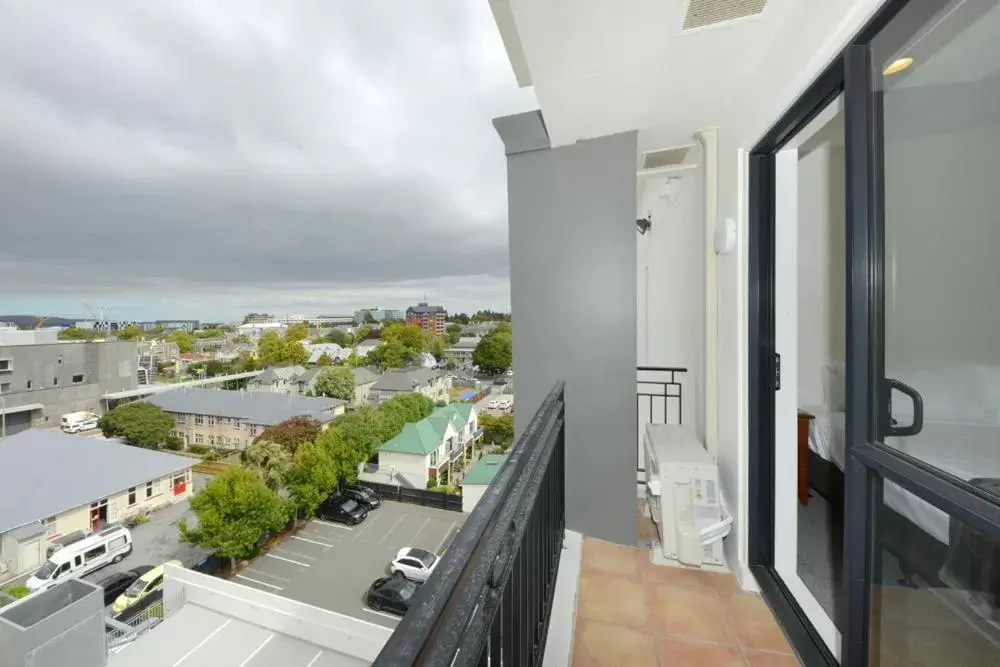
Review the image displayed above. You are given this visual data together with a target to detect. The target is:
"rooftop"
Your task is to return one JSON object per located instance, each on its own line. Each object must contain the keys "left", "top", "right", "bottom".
{"left": 0, "top": 429, "right": 197, "bottom": 535}
{"left": 462, "top": 454, "right": 507, "bottom": 485}
{"left": 147, "top": 387, "right": 343, "bottom": 426}
{"left": 406, "top": 303, "right": 446, "bottom": 315}
{"left": 370, "top": 368, "right": 439, "bottom": 392}
{"left": 253, "top": 365, "right": 307, "bottom": 383}
{"left": 379, "top": 420, "right": 443, "bottom": 456}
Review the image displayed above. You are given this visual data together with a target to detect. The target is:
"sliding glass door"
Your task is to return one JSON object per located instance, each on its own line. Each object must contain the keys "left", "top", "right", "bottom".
{"left": 845, "top": 1, "right": 1000, "bottom": 665}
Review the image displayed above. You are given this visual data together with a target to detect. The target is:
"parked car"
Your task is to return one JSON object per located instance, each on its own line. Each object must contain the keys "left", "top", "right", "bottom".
{"left": 365, "top": 574, "right": 420, "bottom": 616}
{"left": 344, "top": 485, "right": 381, "bottom": 510}
{"left": 94, "top": 570, "right": 142, "bottom": 607}
{"left": 318, "top": 495, "right": 367, "bottom": 525}
{"left": 191, "top": 553, "right": 225, "bottom": 576}
{"left": 111, "top": 560, "right": 181, "bottom": 615}
{"left": 389, "top": 547, "right": 440, "bottom": 583}
{"left": 487, "top": 399, "right": 498, "bottom": 409}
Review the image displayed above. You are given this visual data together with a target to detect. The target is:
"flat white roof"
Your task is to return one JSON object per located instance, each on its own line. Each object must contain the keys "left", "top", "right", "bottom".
{"left": 108, "top": 604, "right": 369, "bottom": 667}
{"left": 101, "top": 371, "right": 264, "bottom": 400}
{"left": 0, "top": 402, "right": 44, "bottom": 415}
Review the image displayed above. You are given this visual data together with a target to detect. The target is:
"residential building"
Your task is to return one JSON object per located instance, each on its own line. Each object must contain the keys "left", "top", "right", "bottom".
{"left": 247, "top": 365, "right": 307, "bottom": 394}
{"left": 235, "top": 321, "right": 286, "bottom": 340}
{"left": 147, "top": 387, "right": 344, "bottom": 449}
{"left": 368, "top": 368, "right": 450, "bottom": 407}
{"left": 354, "top": 339, "right": 382, "bottom": 358}
{"left": 136, "top": 339, "right": 179, "bottom": 384}
{"left": 303, "top": 342, "right": 349, "bottom": 364}
{"left": 459, "top": 322, "right": 498, "bottom": 338}
{"left": 442, "top": 337, "right": 478, "bottom": 367}
{"left": 353, "top": 308, "right": 404, "bottom": 324}
{"left": 365, "top": 403, "right": 478, "bottom": 487}
{"left": 460, "top": 454, "right": 506, "bottom": 513}
{"left": 405, "top": 302, "right": 447, "bottom": 335}
{"left": 0, "top": 429, "right": 195, "bottom": 582}
{"left": 0, "top": 331, "right": 137, "bottom": 434}
{"left": 154, "top": 320, "right": 199, "bottom": 332}
{"left": 348, "top": 367, "right": 380, "bottom": 407}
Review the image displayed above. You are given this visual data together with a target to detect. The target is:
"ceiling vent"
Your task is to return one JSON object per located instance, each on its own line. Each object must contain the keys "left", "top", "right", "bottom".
{"left": 682, "top": 0, "right": 767, "bottom": 30}
{"left": 638, "top": 145, "right": 697, "bottom": 178}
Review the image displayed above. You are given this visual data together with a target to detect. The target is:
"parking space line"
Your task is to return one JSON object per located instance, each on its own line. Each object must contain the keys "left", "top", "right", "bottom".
{"left": 435, "top": 521, "right": 458, "bottom": 553}
{"left": 272, "top": 547, "right": 317, "bottom": 561}
{"left": 352, "top": 510, "right": 383, "bottom": 538}
{"left": 236, "top": 574, "right": 283, "bottom": 590}
{"left": 377, "top": 515, "right": 408, "bottom": 545}
{"left": 293, "top": 535, "right": 334, "bottom": 548}
{"left": 238, "top": 634, "right": 274, "bottom": 667}
{"left": 171, "top": 619, "right": 231, "bottom": 667}
{"left": 265, "top": 553, "right": 310, "bottom": 567}
{"left": 314, "top": 519, "right": 353, "bottom": 530}
{"left": 244, "top": 568, "right": 290, "bottom": 583}
{"left": 306, "top": 651, "right": 323, "bottom": 667}
{"left": 361, "top": 607, "right": 401, "bottom": 622}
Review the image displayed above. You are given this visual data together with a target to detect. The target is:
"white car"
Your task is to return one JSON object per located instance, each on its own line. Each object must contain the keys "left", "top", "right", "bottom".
{"left": 487, "top": 400, "right": 499, "bottom": 409}
{"left": 390, "top": 547, "right": 440, "bottom": 583}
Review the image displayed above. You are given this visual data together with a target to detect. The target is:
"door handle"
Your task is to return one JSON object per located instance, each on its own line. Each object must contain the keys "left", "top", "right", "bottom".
{"left": 886, "top": 378, "right": 924, "bottom": 437}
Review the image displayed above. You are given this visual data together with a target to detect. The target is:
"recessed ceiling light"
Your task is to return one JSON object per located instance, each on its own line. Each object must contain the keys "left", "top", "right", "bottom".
{"left": 883, "top": 57, "right": 914, "bottom": 75}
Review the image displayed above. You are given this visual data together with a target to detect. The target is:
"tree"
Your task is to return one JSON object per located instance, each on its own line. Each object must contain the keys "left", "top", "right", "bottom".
{"left": 233, "top": 334, "right": 251, "bottom": 344}
{"left": 117, "top": 324, "right": 145, "bottom": 341}
{"left": 205, "top": 359, "right": 227, "bottom": 377}
{"left": 287, "top": 441, "right": 339, "bottom": 515}
{"left": 316, "top": 352, "right": 334, "bottom": 367}
{"left": 179, "top": 468, "right": 291, "bottom": 565}
{"left": 254, "top": 416, "right": 322, "bottom": 453}
{"left": 325, "top": 329, "right": 347, "bottom": 346}
{"left": 99, "top": 402, "right": 175, "bottom": 448}
{"left": 363, "top": 311, "right": 377, "bottom": 324}
{"left": 331, "top": 409, "right": 384, "bottom": 460}
{"left": 445, "top": 322, "right": 462, "bottom": 345}
{"left": 354, "top": 324, "right": 373, "bottom": 343}
{"left": 444, "top": 358, "right": 458, "bottom": 370}
{"left": 258, "top": 331, "right": 308, "bottom": 366}
{"left": 286, "top": 322, "right": 309, "bottom": 342}
{"left": 241, "top": 440, "right": 293, "bottom": 491}
{"left": 382, "top": 322, "right": 426, "bottom": 352}
{"left": 426, "top": 334, "right": 448, "bottom": 360}
{"left": 195, "top": 328, "right": 225, "bottom": 339}
{"left": 166, "top": 330, "right": 196, "bottom": 353}
{"left": 59, "top": 326, "right": 91, "bottom": 340}
{"left": 369, "top": 339, "right": 410, "bottom": 369}
{"left": 473, "top": 331, "right": 513, "bottom": 375}
{"left": 480, "top": 413, "right": 515, "bottom": 447}
{"left": 315, "top": 427, "right": 364, "bottom": 484}
{"left": 313, "top": 367, "right": 355, "bottom": 402}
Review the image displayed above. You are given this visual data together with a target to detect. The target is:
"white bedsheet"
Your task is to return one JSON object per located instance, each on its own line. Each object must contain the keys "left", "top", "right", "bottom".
{"left": 804, "top": 414, "right": 1000, "bottom": 545}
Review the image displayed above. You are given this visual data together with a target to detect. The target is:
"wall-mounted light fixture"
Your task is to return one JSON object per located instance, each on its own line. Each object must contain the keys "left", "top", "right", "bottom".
{"left": 636, "top": 217, "right": 652, "bottom": 235}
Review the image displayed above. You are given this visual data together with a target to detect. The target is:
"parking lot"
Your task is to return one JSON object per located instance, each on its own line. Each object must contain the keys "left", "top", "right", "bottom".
{"left": 237, "top": 500, "right": 464, "bottom": 628}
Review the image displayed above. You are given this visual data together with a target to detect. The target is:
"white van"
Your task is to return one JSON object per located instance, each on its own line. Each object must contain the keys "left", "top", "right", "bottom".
{"left": 61, "top": 411, "right": 99, "bottom": 434}
{"left": 26, "top": 525, "right": 132, "bottom": 591}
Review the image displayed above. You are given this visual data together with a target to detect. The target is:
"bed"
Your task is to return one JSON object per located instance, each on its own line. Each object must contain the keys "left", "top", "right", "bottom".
{"left": 803, "top": 363, "right": 1000, "bottom": 601}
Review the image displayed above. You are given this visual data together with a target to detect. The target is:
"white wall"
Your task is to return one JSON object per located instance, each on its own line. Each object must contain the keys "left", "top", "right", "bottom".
{"left": 378, "top": 450, "right": 430, "bottom": 486}
{"left": 797, "top": 142, "right": 846, "bottom": 408}
{"left": 636, "top": 148, "right": 706, "bottom": 437}
{"left": 462, "top": 484, "right": 487, "bottom": 513}
{"left": 712, "top": 0, "right": 889, "bottom": 589}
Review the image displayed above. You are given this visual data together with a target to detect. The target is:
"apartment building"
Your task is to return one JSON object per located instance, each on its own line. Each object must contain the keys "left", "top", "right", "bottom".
{"left": 246, "top": 365, "right": 306, "bottom": 394}
{"left": 404, "top": 302, "right": 447, "bottom": 335}
{"left": 147, "top": 387, "right": 344, "bottom": 449}
{"left": 368, "top": 368, "right": 450, "bottom": 407}
{"left": 442, "top": 337, "right": 478, "bottom": 367}
{"left": 0, "top": 329, "right": 137, "bottom": 434}
{"left": 0, "top": 429, "right": 195, "bottom": 582}
{"left": 353, "top": 308, "right": 404, "bottom": 324}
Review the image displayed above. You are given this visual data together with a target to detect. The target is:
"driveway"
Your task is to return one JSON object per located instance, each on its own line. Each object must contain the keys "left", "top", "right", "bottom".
{"left": 237, "top": 501, "right": 465, "bottom": 629}
{"left": 474, "top": 392, "right": 514, "bottom": 417}
{"left": 83, "top": 473, "right": 211, "bottom": 583}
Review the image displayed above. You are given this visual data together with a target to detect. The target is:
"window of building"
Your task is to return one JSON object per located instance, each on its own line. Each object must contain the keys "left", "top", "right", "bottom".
{"left": 0, "top": 382, "right": 9, "bottom": 394}
{"left": 26, "top": 380, "right": 31, "bottom": 389}
{"left": 146, "top": 481, "right": 154, "bottom": 499}
{"left": 127, "top": 487, "right": 136, "bottom": 506}
{"left": 430, "top": 449, "right": 439, "bottom": 467}
{"left": 173, "top": 473, "right": 186, "bottom": 487}
{"left": 53, "top": 377, "right": 58, "bottom": 386}
{"left": 195, "top": 433, "right": 204, "bottom": 444}
{"left": 194, "top": 415, "right": 204, "bottom": 425}
{"left": 0, "top": 359, "right": 11, "bottom": 373}
{"left": 249, "top": 425, "right": 258, "bottom": 436}
{"left": 208, "top": 416, "right": 216, "bottom": 426}
{"left": 208, "top": 435, "right": 215, "bottom": 445}
{"left": 72, "top": 374, "right": 84, "bottom": 384}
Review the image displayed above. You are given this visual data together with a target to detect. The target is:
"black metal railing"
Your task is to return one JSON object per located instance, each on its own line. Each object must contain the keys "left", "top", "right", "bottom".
{"left": 637, "top": 366, "right": 687, "bottom": 473}
{"left": 372, "top": 382, "right": 566, "bottom": 667}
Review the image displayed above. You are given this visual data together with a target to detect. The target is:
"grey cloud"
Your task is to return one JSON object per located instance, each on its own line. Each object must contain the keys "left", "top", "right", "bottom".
{"left": 0, "top": 0, "right": 535, "bottom": 311}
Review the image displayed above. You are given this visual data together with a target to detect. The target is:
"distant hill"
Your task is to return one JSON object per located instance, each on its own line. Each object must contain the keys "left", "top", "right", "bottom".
{"left": 0, "top": 315, "right": 80, "bottom": 328}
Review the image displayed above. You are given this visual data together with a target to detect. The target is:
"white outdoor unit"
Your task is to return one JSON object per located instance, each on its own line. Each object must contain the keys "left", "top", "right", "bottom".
{"left": 644, "top": 423, "right": 730, "bottom": 567}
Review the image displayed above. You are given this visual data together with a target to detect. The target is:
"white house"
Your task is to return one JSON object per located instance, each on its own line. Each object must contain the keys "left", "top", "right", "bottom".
{"left": 461, "top": 454, "right": 507, "bottom": 513}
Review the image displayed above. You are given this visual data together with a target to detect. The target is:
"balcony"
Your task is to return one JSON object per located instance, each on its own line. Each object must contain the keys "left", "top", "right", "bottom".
{"left": 372, "top": 383, "right": 799, "bottom": 666}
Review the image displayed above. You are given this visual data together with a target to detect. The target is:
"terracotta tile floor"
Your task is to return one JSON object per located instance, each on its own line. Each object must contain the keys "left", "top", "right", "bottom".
{"left": 569, "top": 506, "right": 801, "bottom": 666}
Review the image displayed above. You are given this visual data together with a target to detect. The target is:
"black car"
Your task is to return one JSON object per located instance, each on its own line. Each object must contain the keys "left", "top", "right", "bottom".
{"left": 343, "top": 486, "right": 381, "bottom": 510}
{"left": 318, "top": 496, "right": 367, "bottom": 525}
{"left": 365, "top": 574, "right": 420, "bottom": 616}
{"left": 94, "top": 570, "right": 142, "bottom": 607}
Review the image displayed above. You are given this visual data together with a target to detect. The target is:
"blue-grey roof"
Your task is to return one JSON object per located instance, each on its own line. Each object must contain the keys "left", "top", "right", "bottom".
{"left": 371, "top": 368, "right": 439, "bottom": 392}
{"left": 0, "top": 430, "right": 198, "bottom": 535}
{"left": 8, "top": 522, "right": 45, "bottom": 541}
{"left": 147, "top": 387, "right": 342, "bottom": 426}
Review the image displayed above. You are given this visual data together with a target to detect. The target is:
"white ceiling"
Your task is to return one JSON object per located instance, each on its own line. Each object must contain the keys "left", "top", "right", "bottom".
{"left": 494, "top": 0, "right": 799, "bottom": 147}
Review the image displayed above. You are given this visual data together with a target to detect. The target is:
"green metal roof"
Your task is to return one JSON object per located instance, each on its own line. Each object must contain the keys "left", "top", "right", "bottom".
{"left": 378, "top": 420, "right": 442, "bottom": 456}
{"left": 463, "top": 454, "right": 507, "bottom": 486}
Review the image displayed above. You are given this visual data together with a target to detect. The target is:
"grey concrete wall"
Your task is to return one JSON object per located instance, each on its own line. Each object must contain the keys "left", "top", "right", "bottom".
{"left": 496, "top": 111, "right": 638, "bottom": 546}
{"left": 0, "top": 341, "right": 137, "bottom": 424}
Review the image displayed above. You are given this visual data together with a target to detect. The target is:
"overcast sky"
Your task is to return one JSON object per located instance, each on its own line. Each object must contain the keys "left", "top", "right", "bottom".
{"left": 0, "top": 1, "right": 537, "bottom": 321}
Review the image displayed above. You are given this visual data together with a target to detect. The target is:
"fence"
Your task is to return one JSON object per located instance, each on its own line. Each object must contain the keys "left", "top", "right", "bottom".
{"left": 636, "top": 366, "right": 687, "bottom": 474}
{"left": 372, "top": 382, "right": 566, "bottom": 666}
{"left": 106, "top": 591, "right": 165, "bottom": 652}
{"left": 191, "top": 459, "right": 233, "bottom": 476}
{"left": 358, "top": 481, "right": 463, "bottom": 513}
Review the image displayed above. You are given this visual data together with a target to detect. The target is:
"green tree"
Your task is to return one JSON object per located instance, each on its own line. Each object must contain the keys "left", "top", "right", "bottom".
{"left": 370, "top": 339, "right": 410, "bottom": 369}
{"left": 286, "top": 322, "right": 309, "bottom": 342}
{"left": 179, "top": 468, "right": 291, "bottom": 566}
{"left": 59, "top": 326, "right": 91, "bottom": 340}
{"left": 354, "top": 324, "right": 373, "bottom": 342}
{"left": 313, "top": 367, "right": 355, "bottom": 402}
{"left": 233, "top": 334, "right": 251, "bottom": 344}
{"left": 258, "top": 331, "right": 308, "bottom": 366}
{"left": 363, "top": 311, "right": 377, "bottom": 324}
{"left": 331, "top": 409, "right": 384, "bottom": 460}
{"left": 315, "top": 352, "right": 334, "bottom": 367}
{"left": 241, "top": 440, "right": 293, "bottom": 491}
{"left": 325, "top": 329, "right": 347, "bottom": 345}
{"left": 426, "top": 334, "right": 448, "bottom": 360}
{"left": 99, "top": 402, "right": 175, "bottom": 448}
{"left": 444, "top": 358, "right": 458, "bottom": 370}
{"left": 116, "top": 324, "right": 145, "bottom": 340}
{"left": 166, "top": 330, "right": 196, "bottom": 353}
{"left": 254, "top": 416, "right": 322, "bottom": 453}
{"left": 473, "top": 331, "right": 513, "bottom": 375}
{"left": 195, "top": 328, "right": 225, "bottom": 339}
{"left": 480, "top": 413, "right": 515, "bottom": 447}
{"left": 287, "top": 441, "right": 339, "bottom": 515}
{"left": 382, "top": 322, "right": 426, "bottom": 352}
{"left": 445, "top": 322, "right": 462, "bottom": 345}
{"left": 205, "top": 359, "right": 227, "bottom": 377}
{"left": 315, "top": 427, "right": 364, "bottom": 484}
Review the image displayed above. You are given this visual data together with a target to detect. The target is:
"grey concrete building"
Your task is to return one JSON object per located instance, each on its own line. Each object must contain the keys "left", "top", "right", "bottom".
{"left": 0, "top": 329, "right": 137, "bottom": 435}
{"left": 443, "top": 337, "right": 479, "bottom": 367}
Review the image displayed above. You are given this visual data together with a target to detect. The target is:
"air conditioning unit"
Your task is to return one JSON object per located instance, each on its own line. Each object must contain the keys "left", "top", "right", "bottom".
{"left": 644, "top": 423, "right": 731, "bottom": 567}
